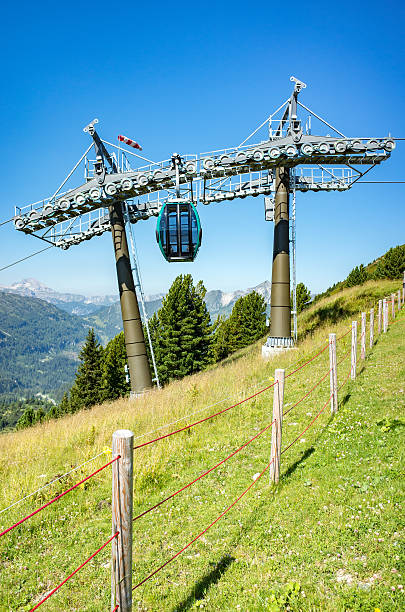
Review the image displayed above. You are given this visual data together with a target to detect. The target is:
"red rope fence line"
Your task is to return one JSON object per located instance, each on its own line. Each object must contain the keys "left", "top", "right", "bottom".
{"left": 336, "top": 327, "right": 352, "bottom": 341}
{"left": 132, "top": 381, "right": 340, "bottom": 592}
{"left": 285, "top": 340, "right": 330, "bottom": 380}
{"left": 133, "top": 382, "right": 278, "bottom": 450}
{"left": 0, "top": 457, "right": 119, "bottom": 539}
{"left": 111, "top": 606, "right": 119, "bottom": 612}
{"left": 133, "top": 418, "right": 276, "bottom": 523}
{"left": 0, "top": 450, "right": 110, "bottom": 517}
{"left": 132, "top": 458, "right": 274, "bottom": 591}
{"left": 281, "top": 390, "right": 334, "bottom": 456}
{"left": 336, "top": 347, "right": 351, "bottom": 367}
{"left": 283, "top": 366, "right": 332, "bottom": 417}
{"left": 29, "top": 532, "right": 119, "bottom": 611}
{"left": 338, "top": 366, "right": 353, "bottom": 392}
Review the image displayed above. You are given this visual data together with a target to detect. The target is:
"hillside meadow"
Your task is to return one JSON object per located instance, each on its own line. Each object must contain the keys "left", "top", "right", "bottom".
{"left": 0, "top": 279, "right": 403, "bottom": 611}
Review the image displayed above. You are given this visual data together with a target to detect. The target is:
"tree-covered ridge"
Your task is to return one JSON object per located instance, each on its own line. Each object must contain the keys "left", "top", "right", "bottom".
{"left": 314, "top": 243, "right": 405, "bottom": 303}
{"left": 0, "top": 292, "right": 92, "bottom": 399}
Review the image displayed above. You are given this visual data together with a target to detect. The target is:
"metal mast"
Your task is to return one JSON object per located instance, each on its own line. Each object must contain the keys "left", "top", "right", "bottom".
{"left": 84, "top": 121, "right": 152, "bottom": 396}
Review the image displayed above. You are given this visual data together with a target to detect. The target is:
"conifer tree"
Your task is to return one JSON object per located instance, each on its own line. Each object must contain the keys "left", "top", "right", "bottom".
{"left": 210, "top": 316, "right": 233, "bottom": 362}
{"left": 211, "top": 291, "right": 267, "bottom": 360}
{"left": 153, "top": 275, "right": 212, "bottom": 384}
{"left": 227, "top": 291, "right": 267, "bottom": 352}
{"left": 58, "top": 392, "right": 70, "bottom": 415}
{"left": 47, "top": 403, "right": 60, "bottom": 420}
{"left": 101, "top": 332, "right": 129, "bottom": 401}
{"left": 292, "top": 282, "right": 311, "bottom": 314}
{"left": 374, "top": 245, "right": 405, "bottom": 279}
{"left": 70, "top": 329, "right": 104, "bottom": 411}
{"left": 16, "top": 406, "right": 35, "bottom": 429}
{"left": 345, "top": 264, "right": 368, "bottom": 287}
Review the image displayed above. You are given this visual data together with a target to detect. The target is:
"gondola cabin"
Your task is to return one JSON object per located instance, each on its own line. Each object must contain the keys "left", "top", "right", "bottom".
{"left": 156, "top": 199, "right": 202, "bottom": 262}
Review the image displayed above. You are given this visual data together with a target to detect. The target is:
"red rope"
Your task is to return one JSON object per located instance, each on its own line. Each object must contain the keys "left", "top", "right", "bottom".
{"left": 111, "top": 606, "right": 119, "bottom": 612}
{"left": 338, "top": 367, "right": 352, "bottom": 391}
{"left": 284, "top": 367, "right": 332, "bottom": 416}
{"left": 29, "top": 532, "right": 119, "bottom": 611}
{"left": 0, "top": 457, "right": 119, "bottom": 539}
{"left": 337, "top": 347, "right": 351, "bottom": 367}
{"left": 285, "top": 341, "right": 330, "bottom": 380}
{"left": 281, "top": 390, "right": 334, "bottom": 456}
{"left": 133, "top": 418, "right": 276, "bottom": 522}
{"left": 132, "top": 458, "right": 273, "bottom": 591}
{"left": 134, "top": 382, "right": 277, "bottom": 450}
{"left": 336, "top": 327, "right": 352, "bottom": 340}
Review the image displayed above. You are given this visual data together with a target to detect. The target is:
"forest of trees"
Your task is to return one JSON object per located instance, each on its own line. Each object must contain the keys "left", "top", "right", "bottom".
{"left": 10, "top": 274, "right": 268, "bottom": 427}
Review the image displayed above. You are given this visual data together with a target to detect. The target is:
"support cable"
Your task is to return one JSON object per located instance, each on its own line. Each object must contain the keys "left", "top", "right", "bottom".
{"left": 126, "top": 215, "right": 160, "bottom": 388}
{"left": 29, "top": 532, "right": 119, "bottom": 611}
{"left": 0, "top": 457, "right": 119, "bottom": 539}
{"left": 0, "top": 450, "right": 108, "bottom": 516}
{"left": 0, "top": 246, "right": 54, "bottom": 273}
{"left": 133, "top": 417, "right": 276, "bottom": 522}
{"left": 133, "top": 382, "right": 277, "bottom": 450}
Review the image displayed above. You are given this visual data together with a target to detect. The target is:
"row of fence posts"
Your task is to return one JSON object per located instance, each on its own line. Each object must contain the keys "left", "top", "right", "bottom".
{"left": 269, "top": 287, "right": 404, "bottom": 486}
{"left": 110, "top": 284, "right": 404, "bottom": 611}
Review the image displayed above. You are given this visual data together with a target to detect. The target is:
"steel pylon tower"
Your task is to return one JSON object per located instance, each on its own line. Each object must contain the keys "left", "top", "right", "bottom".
{"left": 12, "top": 77, "right": 396, "bottom": 388}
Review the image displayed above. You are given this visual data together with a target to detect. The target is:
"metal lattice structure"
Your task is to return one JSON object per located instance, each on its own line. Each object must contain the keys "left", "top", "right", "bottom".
{"left": 11, "top": 76, "right": 396, "bottom": 391}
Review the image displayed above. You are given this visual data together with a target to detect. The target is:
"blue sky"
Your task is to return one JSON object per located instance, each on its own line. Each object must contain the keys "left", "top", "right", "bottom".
{"left": 0, "top": 0, "right": 404, "bottom": 296}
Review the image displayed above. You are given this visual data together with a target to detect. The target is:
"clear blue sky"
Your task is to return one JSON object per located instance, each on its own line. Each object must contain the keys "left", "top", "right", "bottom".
{"left": 0, "top": 0, "right": 404, "bottom": 296}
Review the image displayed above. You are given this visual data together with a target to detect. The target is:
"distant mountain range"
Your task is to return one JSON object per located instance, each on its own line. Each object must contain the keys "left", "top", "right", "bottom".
{"left": 0, "top": 278, "right": 271, "bottom": 323}
{"left": 0, "top": 279, "right": 271, "bottom": 401}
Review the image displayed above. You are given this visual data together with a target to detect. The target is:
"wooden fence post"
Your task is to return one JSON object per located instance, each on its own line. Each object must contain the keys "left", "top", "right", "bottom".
{"left": 270, "top": 369, "right": 285, "bottom": 484}
{"left": 369, "top": 308, "right": 374, "bottom": 349}
{"left": 361, "top": 312, "right": 366, "bottom": 360}
{"left": 403, "top": 271, "right": 405, "bottom": 305}
{"left": 391, "top": 293, "right": 395, "bottom": 319}
{"left": 351, "top": 321, "right": 357, "bottom": 380}
{"left": 383, "top": 298, "right": 388, "bottom": 333}
{"left": 111, "top": 429, "right": 134, "bottom": 612}
{"left": 329, "top": 333, "right": 338, "bottom": 414}
{"left": 378, "top": 300, "right": 382, "bottom": 334}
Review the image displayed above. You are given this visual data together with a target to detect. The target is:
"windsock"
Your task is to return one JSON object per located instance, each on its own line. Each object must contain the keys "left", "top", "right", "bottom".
{"left": 118, "top": 134, "right": 143, "bottom": 151}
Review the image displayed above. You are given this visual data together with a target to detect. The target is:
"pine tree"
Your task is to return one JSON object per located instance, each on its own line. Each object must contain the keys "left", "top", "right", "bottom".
{"left": 16, "top": 406, "right": 35, "bottom": 429}
{"left": 374, "top": 245, "right": 405, "bottom": 279}
{"left": 70, "top": 329, "right": 104, "bottom": 412}
{"left": 211, "top": 291, "right": 267, "bottom": 360}
{"left": 47, "top": 404, "right": 60, "bottom": 420}
{"left": 210, "top": 316, "right": 233, "bottom": 362}
{"left": 101, "top": 332, "right": 130, "bottom": 401}
{"left": 153, "top": 275, "right": 212, "bottom": 384}
{"left": 345, "top": 264, "right": 368, "bottom": 287}
{"left": 292, "top": 282, "right": 311, "bottom": 314}
{"left": 58, "top": 392, "right": 70, "bottom": 415}
{"left": 227, "top": 291, "right": 267, "bottom": 352}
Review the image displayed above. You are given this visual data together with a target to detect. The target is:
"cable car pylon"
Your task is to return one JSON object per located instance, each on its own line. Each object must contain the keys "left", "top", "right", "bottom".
{"left": 85, "top": 120, "right": 152, "bottom": 396}
{"left": 11, "top": 77, "right": 397, "bottom": 387}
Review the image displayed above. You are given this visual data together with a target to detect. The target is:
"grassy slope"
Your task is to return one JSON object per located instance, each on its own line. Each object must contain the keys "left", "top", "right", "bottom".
{"left": 0, "top": 280, "right": 403, "bottom": 611}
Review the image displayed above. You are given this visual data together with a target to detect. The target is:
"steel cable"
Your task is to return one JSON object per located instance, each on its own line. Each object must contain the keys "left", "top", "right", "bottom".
{"left": 0, "top": 457, "right": 119, "bottom": 539}
{"left": 133, "top": 382, "right": 277, "bottom": 450}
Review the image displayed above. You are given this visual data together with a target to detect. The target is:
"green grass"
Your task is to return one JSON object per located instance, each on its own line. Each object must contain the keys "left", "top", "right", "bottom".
{"left": 0, "top": 281, "right": 403, "bottom": 611}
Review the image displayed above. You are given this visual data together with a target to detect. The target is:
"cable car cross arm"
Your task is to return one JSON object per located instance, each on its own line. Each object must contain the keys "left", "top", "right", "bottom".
{"left": 12, "top": 134, "right": 393, "bottom": 242}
